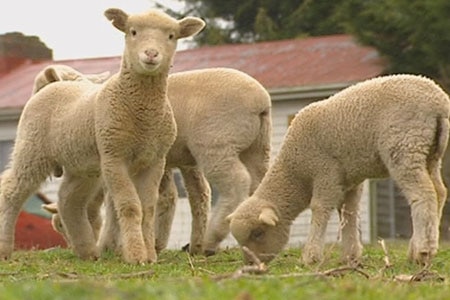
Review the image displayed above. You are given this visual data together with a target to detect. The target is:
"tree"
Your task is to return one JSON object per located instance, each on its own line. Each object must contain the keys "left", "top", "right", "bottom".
{"left": 173, "top": 0, "right": 347, "bottom": 44}
{"left": 168, "top": 0, "right": 450, "bottom": 90}
{"left": 338, "top": 0, "right": 450, "bottom": 90}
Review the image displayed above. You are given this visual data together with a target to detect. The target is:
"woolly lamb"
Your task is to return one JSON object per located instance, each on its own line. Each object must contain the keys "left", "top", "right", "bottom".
{"left": 227, "top": 74, "right": 450, "bottom": 266}
{"left": 34, "top": 65, "right": 109, "bottom": 243}
{"left": 101, "top": 68, "right": 272, "bottom": 255}
{"left": 0, "top": 8, "right": 205, "bottom": 264}
{"left": 37, "top": 67, "right": 272, "bottom": 256}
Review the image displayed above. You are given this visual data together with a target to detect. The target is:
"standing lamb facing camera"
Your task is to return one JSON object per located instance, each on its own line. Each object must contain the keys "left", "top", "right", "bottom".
{"left": 227, "top": 74, "right": 450, "bottom": 266}
{"left": 0, "top": 8, "right": 205, "bottom": 264}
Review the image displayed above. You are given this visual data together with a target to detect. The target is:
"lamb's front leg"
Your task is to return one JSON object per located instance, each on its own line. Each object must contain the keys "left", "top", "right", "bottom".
{"left": 102, "top": 159, "right": 147, "bottom": 264}
{"left": 134, "top": 158, "right": 166, "bottom": 263}
{"left": 303, "top": 182, "right": 343, "bottom": 265}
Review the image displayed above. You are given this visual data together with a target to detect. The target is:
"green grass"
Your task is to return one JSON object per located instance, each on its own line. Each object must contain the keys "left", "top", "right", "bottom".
{"left": 1, "top": 241, "right": 449, "bottom": 300}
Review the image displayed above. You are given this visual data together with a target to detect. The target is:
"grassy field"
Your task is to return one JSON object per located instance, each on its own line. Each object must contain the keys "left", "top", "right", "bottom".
{"left": 0, "top": 241, "right": 449, "bottom": 300}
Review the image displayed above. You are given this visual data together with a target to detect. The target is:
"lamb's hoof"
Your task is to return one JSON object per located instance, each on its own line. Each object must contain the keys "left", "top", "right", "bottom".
{"left": 302, "top": 254, "right": 322, "bottom": 265}
{"left": 155, "top": 245, "right": 165, "bottom": 254}
{"left": 408, "top": 249, "right": 436, "bottom": 266}
{"left": 204, "top": 249, "right": 217, "bottom": 257}
{"left": 155, "top": 238, "right": 168, "bottom": 254}
{"left": 301, "top": 245, "right": 323, "bottom": 265}
{"left": 123, "top": 247, "right": 148, "bottom": 264}
{"left": 0, "top": 247, "right": 12, "bottom": 260}
{"left": 73, "top": 244, "right": 100, "bottom": 261}
{"left": 408, "top": 240, "right": 437, "bottom": 266}
{"left": 78, "top": 252, "right": 100, "bottom": 261}
{"left": 343, "top": 255, "right": 362, "bottom": 267}
{"left": 181, "top": 243, "right": 190, "bottom": 252}
{"left": 181, "top": 243, "right": 203, "bottom": 255}
{"left": 0, "top": 252, "right": 11, "bottom": 261}
{"left": 342, "top": 245, "right": 363, "bottom": 266}
{"left": 147, "top": 251, "right": 157, "bottom": 264}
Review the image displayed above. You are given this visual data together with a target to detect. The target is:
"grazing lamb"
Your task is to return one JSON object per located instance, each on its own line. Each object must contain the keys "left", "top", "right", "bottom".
{"left": 0, "top": 8, "right": 205, "bottom": 263}
{"left": 36, "top": 66, "right": 272, "bottom": 256}
{"left": 42, "top": 192, "right": 104, "bottom": 247}
{"left": 227, "top": 74, "right": 450, "bottom": 266}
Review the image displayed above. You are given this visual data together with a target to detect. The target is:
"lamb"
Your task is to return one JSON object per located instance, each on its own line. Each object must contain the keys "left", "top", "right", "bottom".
{"left": 36, "top": 66, "right": 272, "bottom": 256}
{"left": 42, "top": 191, "right": 104, "bottom": 247}
{"left": 227, "top": 74, "right": 450, "bottom": 266}
{"left": 102, "top": 67, "right": 272, "bottom": 255}
{"left": 32, "top": 64, "right": 110, "bottom": 95}
{"left": 0, "top": 8, "right": 205, "bottom": 264}
{"left": 33, "top": 65, "right": 110, "bottom": 243}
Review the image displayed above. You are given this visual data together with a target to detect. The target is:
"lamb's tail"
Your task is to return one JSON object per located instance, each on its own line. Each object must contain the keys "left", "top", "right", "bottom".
{"left": 432, "top": 117, "right": 449, "bottom": 161}
{"left": 239, "top": 106, "right": 272, "bottom": 193}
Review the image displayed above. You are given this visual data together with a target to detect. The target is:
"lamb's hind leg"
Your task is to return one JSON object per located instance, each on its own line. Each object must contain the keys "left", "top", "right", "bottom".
{"left": 0, "top": 165, "right": 49, "bottom": 259}
{"left": 87, "top": 187, "right": 105, "bottom": 241}
{"left": 58, "top": 174, "right": 101, "bottom": 260}
{"left": 240, "top": 145, "right": 269, "bottom": 194}
{"left": 390, "top": 166, "right": 439, "bottom": 265}
{"left": 202, "top": 156, "right": 251, "bottom": 255}
{"left": 155, "top": 168, "right": 178, "bottom": 253}
{"left": 338, "top": 184, "right": 363, "bottom": 266}
{"left": 429, "top": 159, "right": 448, "bottom": 238}
{"left": 180, "top": 167, "right": 210, "bottom": 255}
{"left": 98, "top": 191, "right": 121, "bottom": 255}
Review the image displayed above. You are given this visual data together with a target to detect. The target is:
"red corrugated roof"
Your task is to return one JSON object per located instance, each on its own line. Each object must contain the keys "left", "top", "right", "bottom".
{"left": 0, "top": 34, "right": 385, "bottom": 110}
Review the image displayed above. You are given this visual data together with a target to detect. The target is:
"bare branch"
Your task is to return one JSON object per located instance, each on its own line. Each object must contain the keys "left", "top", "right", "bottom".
{"left": 377, "top": 239, "right": 392, "bottom": 269}
{"left": 186, "top": 252, "right": 196, "bottom": 276}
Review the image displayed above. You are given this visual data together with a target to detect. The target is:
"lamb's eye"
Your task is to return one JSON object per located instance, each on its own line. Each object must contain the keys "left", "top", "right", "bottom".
{"left": 250, "top": 228, "right": 265, "bottom": 241}
{"left": 130, "top": 29, "right": 137, "bottom": 36}
{"left": 168, "top": 33, "right": 174, "bottom": 40}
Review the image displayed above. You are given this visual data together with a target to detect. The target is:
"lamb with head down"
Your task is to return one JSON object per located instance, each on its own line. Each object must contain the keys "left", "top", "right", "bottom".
{"left": 228, "top": 74, "right": 450, "bottom": 266}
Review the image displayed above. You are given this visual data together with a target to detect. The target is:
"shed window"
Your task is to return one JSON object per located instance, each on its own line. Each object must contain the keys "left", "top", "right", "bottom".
{"left": 0, "top": 140, "right": 13, "bottom": 172}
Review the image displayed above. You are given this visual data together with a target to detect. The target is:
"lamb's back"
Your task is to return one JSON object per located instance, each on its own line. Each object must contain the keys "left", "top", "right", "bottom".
{"left": 280, "top": 74, "right": 450, "bottom": 181}
{"left": 166, "top": 68, "right": 271, "bottom": 167}
{"left": 17, "top": 80, "right": 101, "bottom": 174}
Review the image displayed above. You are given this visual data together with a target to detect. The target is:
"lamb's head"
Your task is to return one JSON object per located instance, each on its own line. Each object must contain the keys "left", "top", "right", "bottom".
{"left": 32, "top": 64, "right": 110, "bottom": 95}
{"left": 41, "top": 203, "right": 70, "bottom": 246}
{"left": 105, "top": 8, "right": 205, "bottom": 75}
{"left": 227, "top": 197, "right": 289, "bottom": 264}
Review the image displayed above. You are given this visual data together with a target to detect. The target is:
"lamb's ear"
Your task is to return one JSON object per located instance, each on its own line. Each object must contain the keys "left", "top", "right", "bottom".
{"left": 258, "top": 207, "right": 279, "bottom": 227}
{"left": 84, "top": 71, "right": 111, "bottom": 84}
{"left": 105, "top": 8, "right": 128, "bottom": 32}
{"left": 44, "top": 67, "right": 62, "bottom": 83}
{"left": 178, "top": 17, "right": 205, "bottom": 39}
{"left": 42, "top": 203, "right": 58, "bottom": 214}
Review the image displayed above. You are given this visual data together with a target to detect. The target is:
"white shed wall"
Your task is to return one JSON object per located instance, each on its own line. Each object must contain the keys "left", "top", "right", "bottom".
{"left": 0, "top": 92, "right": 372, "bottom": 250}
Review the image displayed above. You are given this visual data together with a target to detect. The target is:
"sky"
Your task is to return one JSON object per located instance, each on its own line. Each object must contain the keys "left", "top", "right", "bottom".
{"left": 0, "top": 0, "right": 187, "bottom": 60}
